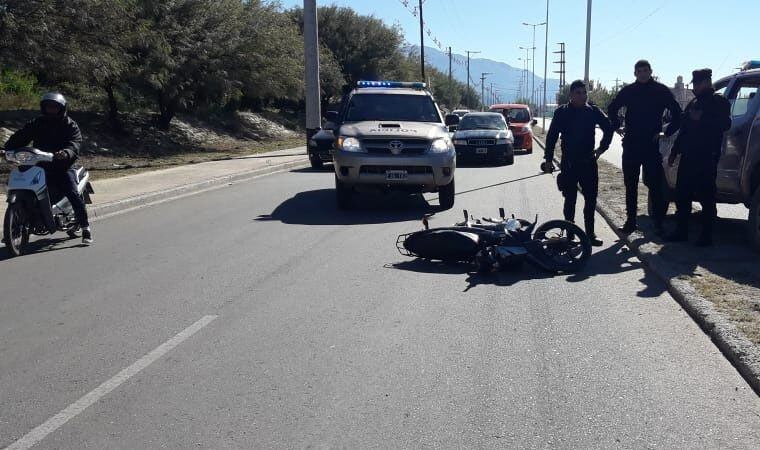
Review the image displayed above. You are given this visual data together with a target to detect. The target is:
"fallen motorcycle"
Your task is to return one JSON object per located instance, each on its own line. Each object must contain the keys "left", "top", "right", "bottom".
{"left": 396, "top": 208, "right": 592, "bottom": 273}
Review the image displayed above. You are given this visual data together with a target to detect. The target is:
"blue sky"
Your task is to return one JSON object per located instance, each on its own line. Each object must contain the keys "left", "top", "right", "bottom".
{"left": 279, "top": 0, "right": 757, "bottom": 89}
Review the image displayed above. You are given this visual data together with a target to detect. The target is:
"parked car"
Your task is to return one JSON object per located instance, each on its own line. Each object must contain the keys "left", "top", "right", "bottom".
{"left": 488, "top": 103, "right": 538, "bottom": 154}
{"left": 659, "top": 61, "right": 760, "bottom": 248}
{"left": 451, "top": 109, "right": 471, "bottom": 118}
{"left": 450, "top": 112, "right": 515, "bottom": 166}
{"left": 323, "top": 80, "right": 456, "bottom": 210}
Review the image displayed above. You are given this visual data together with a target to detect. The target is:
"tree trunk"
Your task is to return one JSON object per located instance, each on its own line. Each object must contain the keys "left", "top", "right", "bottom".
{"left": 157, "top": 97, "right": 176, "bottom": 130}
{"left": 104, "top": 83, "right": 122, "bottom": 132}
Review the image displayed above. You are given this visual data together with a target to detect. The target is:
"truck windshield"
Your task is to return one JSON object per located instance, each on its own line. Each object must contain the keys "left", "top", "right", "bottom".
{"left": 345, "top": 94, "right": 441, "bottom": 122}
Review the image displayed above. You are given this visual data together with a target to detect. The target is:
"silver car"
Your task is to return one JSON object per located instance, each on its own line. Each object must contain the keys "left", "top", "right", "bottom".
{"left": 327, "top": 81, "right": 456, "bottom": 210}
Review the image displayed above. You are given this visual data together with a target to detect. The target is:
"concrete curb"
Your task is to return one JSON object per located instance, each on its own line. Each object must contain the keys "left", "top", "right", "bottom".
{"left": 532, "top": 133, "right": 760, "bottom": 395}
{"left": 1, "top": 156, "right": 311, "bottom": 246}
{"left": 89, "top": 157, "right": 310, "bottom": 220}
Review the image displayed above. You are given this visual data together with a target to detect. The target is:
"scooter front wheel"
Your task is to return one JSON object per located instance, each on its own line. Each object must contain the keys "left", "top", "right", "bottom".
{"left": 3, "top": 204, "right": 30, "bottom": 257}
{"left": 532, "top": 220, "right": 592, "bottom": 273}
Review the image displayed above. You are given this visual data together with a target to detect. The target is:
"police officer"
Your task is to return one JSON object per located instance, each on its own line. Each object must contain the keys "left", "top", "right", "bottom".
{"left": 666, "top": 69, "right": 731, "bottom": 246}
{"left": 544, "top": 80, "right": 614, "bottom": 246}
{"left": 607, "top": 60, "right": 682, "bottom": 234}
{"left": 5, "top": 92, "right": 92, "bottom": 244}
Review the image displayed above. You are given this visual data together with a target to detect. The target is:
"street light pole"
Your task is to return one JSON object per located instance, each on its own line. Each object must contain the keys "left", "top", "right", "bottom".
{"left": 519, "top": 46, "right": 535, "bottom": 105}
{"left": 523, "top": 22, "right": 546, "bottom": 109}
{"left": 584, "top": 0, "right": 592, "bottom": 84}
{"left": 419, "top": 0, "right": 425, "bottom": 81}
{"left": 542, "top": 0, "right": 550, "bottom": 130}
{"left": 303, "top": 0, "right": 321, "bottom": 150}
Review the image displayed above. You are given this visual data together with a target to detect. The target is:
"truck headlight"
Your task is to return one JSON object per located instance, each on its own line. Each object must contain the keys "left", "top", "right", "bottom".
{"left": 496, "top": 138, "right": 512, "bottom": 145}
{"left": 338, "top": 137, "right": 363, "bottom": 152}
{"left": 429, "top": 138, "right": 452, "bottom": 153}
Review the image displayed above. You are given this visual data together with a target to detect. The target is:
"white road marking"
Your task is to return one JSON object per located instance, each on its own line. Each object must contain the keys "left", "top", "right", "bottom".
{"left": 4, "top": 315, "right": 218, "bottom": 450}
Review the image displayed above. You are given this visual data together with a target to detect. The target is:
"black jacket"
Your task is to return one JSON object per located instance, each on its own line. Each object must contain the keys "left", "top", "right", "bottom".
{"left": 672, "top": 88, "right": 732, "bottom": 165}
{"left": 545, "top": 103, "right": 614, "bottom": 163}
{"left": 4, "top": 115, "right": 82, "bottom": 171}
{"left": 607, "top": 79, "right": 682, "bottom": 140}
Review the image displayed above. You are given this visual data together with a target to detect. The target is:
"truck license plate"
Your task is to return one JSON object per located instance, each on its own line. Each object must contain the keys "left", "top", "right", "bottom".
{"left": 386, "top": 170, "right": 408, "bottom": 181}
{"left": 476, "top": 148, "right": 488, "bottom": 154}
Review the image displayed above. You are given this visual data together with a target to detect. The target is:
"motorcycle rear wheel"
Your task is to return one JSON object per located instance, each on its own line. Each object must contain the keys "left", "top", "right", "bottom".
{"left": 533, "top": 220, "right": 592, "bottom": 273}
{"left": 3, "top": 204, "right": 30, "bottom": 257}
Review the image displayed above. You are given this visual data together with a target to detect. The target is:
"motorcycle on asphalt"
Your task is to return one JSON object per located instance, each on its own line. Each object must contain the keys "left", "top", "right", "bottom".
{"left": 3, "top": 147, "right": 94, "bottom": 256}
{"left": 397, "top": 208, "right": 592, "bottom": 273}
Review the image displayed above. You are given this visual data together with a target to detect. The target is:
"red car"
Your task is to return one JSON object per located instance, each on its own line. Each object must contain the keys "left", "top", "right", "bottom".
{"left": 489, "top": 103, "right": 538, "bottom": 153}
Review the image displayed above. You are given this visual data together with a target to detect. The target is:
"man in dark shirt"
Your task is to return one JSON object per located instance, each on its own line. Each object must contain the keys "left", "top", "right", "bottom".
{"left": 544, "top": 80, "right": 614, "bottom": 246}
{"left": 607, "top": 60, "right": 682, "bottom": 234}
{"left": 5, "top": 92, "right": 92, "bottom": 244}
{"left": 666, "top": 69, "right": 732, "bottom": 246}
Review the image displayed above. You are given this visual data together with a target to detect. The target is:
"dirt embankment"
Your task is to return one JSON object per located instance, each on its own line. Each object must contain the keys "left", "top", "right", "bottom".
{"left": 0, "top": 110, "right": 305, "bottom": 183}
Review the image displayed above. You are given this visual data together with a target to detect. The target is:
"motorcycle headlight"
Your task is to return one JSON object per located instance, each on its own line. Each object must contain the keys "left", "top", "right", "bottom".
{"left": 12, "top": 151, "right": 34, "bottom": 163}
{"left": 429, "top": 138, "right": 453, "bottom": 153}
{"left": 453, "top": 139, "right": 467, "bottom": 146}
{"left": 338, "top": 136, "right": 363, "bottom": 152}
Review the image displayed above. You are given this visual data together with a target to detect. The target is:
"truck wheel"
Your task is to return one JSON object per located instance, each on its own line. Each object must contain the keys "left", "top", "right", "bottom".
{"left": 749, "top": 186, "right": 760, "bottom": 251}
{"left": 335, "top": 175, "right": 353, "bottom": 210}
{"left": 309, "top": 153, "right": 324, "bottom": 170}
{"left": 439, "top": 178, "right": 455, "bottom": 210}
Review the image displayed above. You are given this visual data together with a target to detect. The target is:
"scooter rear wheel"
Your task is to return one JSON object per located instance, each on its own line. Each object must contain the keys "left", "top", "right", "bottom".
{"left": 3, "top": 204, "right": 30, "bottom": 257}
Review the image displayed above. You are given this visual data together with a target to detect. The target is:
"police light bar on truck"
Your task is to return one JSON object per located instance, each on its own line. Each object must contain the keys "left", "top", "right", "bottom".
{"left": 356, "top": 80, "right": 426, "bottom": 89}
{"left": 741, "top": 60, "right": 760, "bottom": 71}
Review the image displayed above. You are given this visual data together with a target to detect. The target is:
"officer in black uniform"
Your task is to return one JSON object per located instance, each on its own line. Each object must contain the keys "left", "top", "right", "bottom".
{"left": 607, "top": 60, "right": 682, "bottom": 234}
{"left": 666, "top": 69, "right": 732, "bottom": 246}
{"left": 544, "top": 80, "right": 614, "bottom": 246}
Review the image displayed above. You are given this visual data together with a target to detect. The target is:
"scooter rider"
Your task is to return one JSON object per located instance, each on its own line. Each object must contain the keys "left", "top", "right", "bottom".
{"left": 4, "top": 92, "right": 92, "bottom": 244}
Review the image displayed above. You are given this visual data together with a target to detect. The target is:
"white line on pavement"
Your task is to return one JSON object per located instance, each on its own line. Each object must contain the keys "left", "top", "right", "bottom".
{"left": 4, "top": 315, "right": 218, "bottom": 450}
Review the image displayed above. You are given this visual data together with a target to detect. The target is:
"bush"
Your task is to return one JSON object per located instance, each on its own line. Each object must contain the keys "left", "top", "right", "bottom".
{"left": 0, "top": 69, "right": 40, "bottom": 109}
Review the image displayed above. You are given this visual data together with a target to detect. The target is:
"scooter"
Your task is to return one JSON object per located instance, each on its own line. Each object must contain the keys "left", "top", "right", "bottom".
{"left": 3, "top": 147, "right": 94, "bottom": 256}
{"left": 397, "top": 208, "right": 592, "bottom": 273}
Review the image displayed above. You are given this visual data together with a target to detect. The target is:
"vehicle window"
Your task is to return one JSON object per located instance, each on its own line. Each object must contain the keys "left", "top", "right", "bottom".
{"left": 458, "top": 115, "right": 507, "bottom": 131}
{"left": 505, "top": 108, "right": 531, "bottom": 122}
{"left": 345, "top": 94, "right": 441, "bottom": 122}
{"left": 730, "top": 81, "right": 759, "bottom": 118}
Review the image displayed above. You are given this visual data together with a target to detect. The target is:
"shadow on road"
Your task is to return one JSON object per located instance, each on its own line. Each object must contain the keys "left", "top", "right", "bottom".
{"left": 0, "top": 236, "right": 87, "bottom": 262}
{"left": 256, "top": 188, "right": 437, "bottom": 225}
{"left": 289, "top": 166, "right": 334, "bottom": 174}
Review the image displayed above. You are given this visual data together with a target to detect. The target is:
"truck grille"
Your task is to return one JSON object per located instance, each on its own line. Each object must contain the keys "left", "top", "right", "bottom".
{"left": 360, "top": 165, "right": 433, "bottom": 175}
{"left": 362, "top": 138, "right": 429, "bottom": 155}
{"left": 467, "top": 139, "right": 496, "bottom": 146}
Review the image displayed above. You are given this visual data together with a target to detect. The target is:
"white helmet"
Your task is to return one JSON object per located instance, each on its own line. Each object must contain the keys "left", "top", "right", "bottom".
{"left": 40, "top": 92, "right": 68, "bottom": 118}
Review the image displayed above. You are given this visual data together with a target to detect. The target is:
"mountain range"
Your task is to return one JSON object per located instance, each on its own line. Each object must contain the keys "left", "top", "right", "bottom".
{"left": 411, "top": 45, "right": 561, "bottom": 105}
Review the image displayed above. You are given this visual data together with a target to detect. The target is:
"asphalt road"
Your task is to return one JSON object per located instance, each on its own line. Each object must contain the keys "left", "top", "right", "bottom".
{"left": 1, "top": 149, "right": 759, "bottom": 449}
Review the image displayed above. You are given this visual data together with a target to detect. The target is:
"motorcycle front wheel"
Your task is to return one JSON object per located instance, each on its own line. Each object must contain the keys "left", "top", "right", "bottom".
{"left": 532, "top": 220, "right": 592, "bottom": 273}
{"left": 3, "top": 204, "right": 30, "bottom": 257}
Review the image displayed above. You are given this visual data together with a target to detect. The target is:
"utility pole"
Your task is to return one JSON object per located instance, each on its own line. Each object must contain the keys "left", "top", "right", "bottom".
{"left": 448, "top": 46, "right": 452, "bottom": 82}
{"left": 613, "top": 77, "right": 621, "bottom": 92}
{"left": 523, "top": 22, "right": 546, "bottom": 110}
{"left": 584, "top": 0, "right": 592, "bottom": 84}
{"left": 466, "top": 50, "right": 480, "bottom": 108}
{"left": 542, "top": 0, "right": 550, "bottom": 129}
{"left": 419, "top": 0, "right": 425, "bottom": 81}
{"left": 553, "top": 42, "right": 566, "bottom": 89}
{"left": 490, "top": 82, "right": 494, "bottom": 105}
{"left": 519, "top": 46, "right": 535, "bottom": 104}
{"left": 480, "top": 72, "right": 491, "bottom": 111}
{"left": 303, "top": 0, "right": 321, "bottom": 151}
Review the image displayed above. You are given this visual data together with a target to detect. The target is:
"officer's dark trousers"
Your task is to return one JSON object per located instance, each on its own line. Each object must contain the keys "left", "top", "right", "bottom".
{"left": 622, "top": 137, "right": 667, "bottom": 225}
{"left": 46, "top": 169, "right": 90, "bottom": 228}
{"left": 674, "top": 158, "right": 717, "bottom": 237}
{"left": 561, "top": 159, "right": 599, "bottom": 236}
